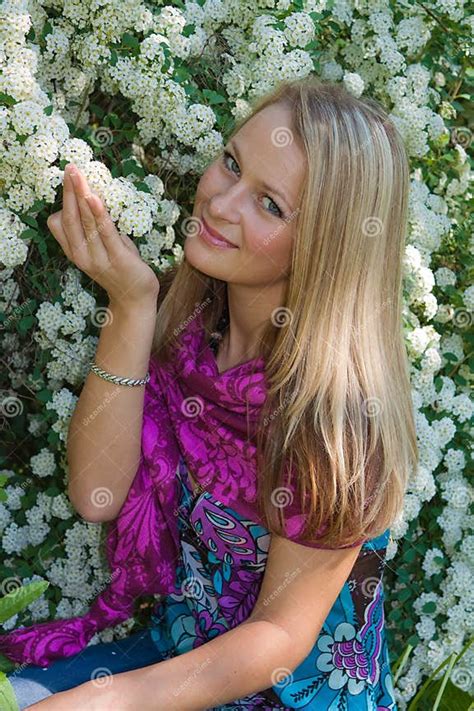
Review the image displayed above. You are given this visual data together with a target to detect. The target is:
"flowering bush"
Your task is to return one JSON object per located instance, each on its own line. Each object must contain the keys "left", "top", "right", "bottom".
{"left": 0, "top": 0, "right": 472, "bottom": 707}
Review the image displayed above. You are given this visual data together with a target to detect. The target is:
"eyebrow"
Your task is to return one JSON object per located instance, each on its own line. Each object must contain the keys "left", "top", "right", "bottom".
{"left": 228, "top": 137, "right": 293, "bottom": 211}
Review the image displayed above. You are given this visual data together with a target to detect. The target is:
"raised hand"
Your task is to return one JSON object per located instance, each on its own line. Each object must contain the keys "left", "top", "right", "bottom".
{"left": 47, "top": 164, "right": 160, "bottom": 307}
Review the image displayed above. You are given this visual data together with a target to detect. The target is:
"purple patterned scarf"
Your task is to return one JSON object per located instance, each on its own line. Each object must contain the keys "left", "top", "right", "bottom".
{"left": 0, "top": 311, "right": 319, "bottom": 667}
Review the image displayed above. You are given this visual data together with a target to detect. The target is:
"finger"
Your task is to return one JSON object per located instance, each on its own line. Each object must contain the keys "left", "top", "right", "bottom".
{"left": 47, "top": 211, "right": 74, "bottom": 260}
{"left": 70, "top": 169, "right": 109, "bottom": 265}
{"left": 118, "top": 231, "right": 141, "bottom": 254}
{"left": 61, "top": 165, "right": 90, "bottom": 259}
{"left": 85, "top": 192, "right": 128, "bottom": 261}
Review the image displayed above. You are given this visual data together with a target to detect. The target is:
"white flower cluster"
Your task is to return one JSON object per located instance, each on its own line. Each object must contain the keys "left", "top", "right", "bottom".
{"left": 1, "top": 486, "right": 53, "bottom": 562}
{"left": 403, "top": 533, "right": 474, "bottom": 696}
{"left": 45, "top": 387, "right": 79, "bottom": 442}
{"left": 30, "top": 448, "right": 56, "bottom": 478}
{"left": 0, "top": 0, "right": 181, "bottom": 270}
{"left": 1, "top": 0, "right": 472, "bottom": 690}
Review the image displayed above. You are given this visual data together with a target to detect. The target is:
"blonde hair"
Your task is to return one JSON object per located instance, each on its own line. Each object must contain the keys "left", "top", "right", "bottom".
{"left": 152, "top": 76, "right": 419, "bottom": 547}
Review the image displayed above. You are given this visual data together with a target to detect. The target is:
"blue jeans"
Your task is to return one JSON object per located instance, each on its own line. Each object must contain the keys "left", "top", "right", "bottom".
{"left": 6, "top": 627, "right": 167, "bottom": 710}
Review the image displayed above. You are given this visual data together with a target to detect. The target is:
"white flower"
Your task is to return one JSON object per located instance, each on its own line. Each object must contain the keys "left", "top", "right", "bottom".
{"left": 2, "top": 522, "right": 29, "bottom": 555}
{"left": 443, "top": 448, "right": 466, "bottom": 475}
{"left": 431, "top": 416, "right": 456, "bottom": 449}
{"left": 343, "top": 72, "right": 364, "bottom": 97}
{"left": 284, "top": 12, "right": 315, "bottom": 48}
{"left": 422, "top": 548, "right": 445, "bottom": 577}
{"left": 52, "top": 493, "right": 74, "bottom": 520}
{"left": 434, "top": 267, "right": 457, "bottom": 288}
{"left": 9, "top": 100, "right": 45, "bottom": 135}
{"left": 4, "top": 485, "right": 26, "bottom": 511}
{"left": 461, "top": 284, "right": 474, "bottom": 310}
{"left": 30, "top": 448, "right": 56, "bottom": 479}
{"left": 416, "top": 616, "right": 436, "bottom": 640}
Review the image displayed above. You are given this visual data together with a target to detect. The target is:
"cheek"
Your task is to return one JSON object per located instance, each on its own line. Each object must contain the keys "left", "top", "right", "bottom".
{"left": 246, "top": 223, "right": 294, "bottom": 275}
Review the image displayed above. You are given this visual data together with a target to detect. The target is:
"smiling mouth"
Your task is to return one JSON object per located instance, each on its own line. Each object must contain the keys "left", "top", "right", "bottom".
{"left": 200, "top": 217, "right": 239, "bottom": 249}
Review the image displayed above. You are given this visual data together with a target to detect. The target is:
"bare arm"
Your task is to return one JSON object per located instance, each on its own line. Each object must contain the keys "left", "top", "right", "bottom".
{"left": 26, "top": 619, "right": 296, "bottom": 711}
{"left": 29, "top": 537, "right": 362, "bottom": 710}
{"left": 66, "top": 297, "right": 158, "bottom": 522}
{"left": 46, "top": 162, "right": 161, "bottom": 522}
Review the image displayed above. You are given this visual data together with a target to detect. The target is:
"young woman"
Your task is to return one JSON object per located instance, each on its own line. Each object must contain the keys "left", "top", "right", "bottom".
{"left": 6, "top": 77, "right": 418, "bottom": 710}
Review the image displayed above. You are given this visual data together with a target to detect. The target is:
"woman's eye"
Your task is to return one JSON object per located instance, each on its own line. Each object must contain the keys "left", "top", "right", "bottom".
{"left": 223, "top": 150, "right": 239, "bottom": 174}
{"left": 261, "top": 195, "right": 282, "bottom": 217}
{"left": 222, "top": 150, "right": 283, "bottom": 218}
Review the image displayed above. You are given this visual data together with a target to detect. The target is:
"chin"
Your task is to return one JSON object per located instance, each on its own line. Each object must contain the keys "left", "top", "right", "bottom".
{"left": 183, "top": 235, "right": 228, "bottom": 279}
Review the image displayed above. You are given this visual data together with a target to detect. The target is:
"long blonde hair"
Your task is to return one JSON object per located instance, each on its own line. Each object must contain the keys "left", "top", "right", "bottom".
{"left": 152, "top": 76, "right": 419, "bottom": 547}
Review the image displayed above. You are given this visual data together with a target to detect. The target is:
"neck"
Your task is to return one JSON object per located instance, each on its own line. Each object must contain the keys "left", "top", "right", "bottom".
{"left": 220, "top": 279, "right": 288, "bottom": 363}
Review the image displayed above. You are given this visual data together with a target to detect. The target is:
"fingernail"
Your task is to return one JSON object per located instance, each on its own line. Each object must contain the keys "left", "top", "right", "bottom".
{"left": 67, "top": 164, "right": 77, "bottom": 176}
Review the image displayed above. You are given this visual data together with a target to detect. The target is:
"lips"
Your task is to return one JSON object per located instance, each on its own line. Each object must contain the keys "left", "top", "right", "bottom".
{"left": 201, "top": 216, "right": 237, "bottom": 248}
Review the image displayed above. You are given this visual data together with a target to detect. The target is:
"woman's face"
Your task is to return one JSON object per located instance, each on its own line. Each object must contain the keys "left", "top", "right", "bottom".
{"left": 186, "top": 103, "right": 306, "bottom": 288}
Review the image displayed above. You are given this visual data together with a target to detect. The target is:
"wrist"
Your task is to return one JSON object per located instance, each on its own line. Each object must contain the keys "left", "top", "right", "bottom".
{"left": 108, "top": 294, "right": 158, "bottom": 320}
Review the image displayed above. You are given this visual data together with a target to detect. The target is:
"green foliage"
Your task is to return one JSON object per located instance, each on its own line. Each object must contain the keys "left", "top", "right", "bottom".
{"left": 0, "top": 674, "right": 18, "bottom": 711}
{"left": 0, "top": 581, "right": 49, "bottom": 624}
{"left": 0, "top": 581, "right": 51, "bottom": 709}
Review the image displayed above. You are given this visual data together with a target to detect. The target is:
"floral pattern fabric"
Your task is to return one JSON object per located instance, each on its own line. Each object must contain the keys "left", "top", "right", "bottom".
{"left": 149, "top": 456, "right": 397, "bottom": 710}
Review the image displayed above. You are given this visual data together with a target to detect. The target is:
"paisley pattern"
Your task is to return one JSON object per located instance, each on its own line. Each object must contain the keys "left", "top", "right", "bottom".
{"left": 150, "top": 456, "right": 398, "bottom": 710}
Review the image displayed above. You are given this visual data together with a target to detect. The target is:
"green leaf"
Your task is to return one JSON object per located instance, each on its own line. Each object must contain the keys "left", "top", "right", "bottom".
{"left": 416, "top": 678, "right": 473, "bottom": 711}
{"left": 202, "top": 89, "right": 226, "bottom": 105}
{"left": 122, "top": 32, "right": 139, "bottom": 50}
{"left": 40, "top": 20, "right": 53, "bottom": 40}
{"left": 407, "top": 634, "right": 420, "bottom": 648}
{"left": 174, "top": 66, "right": 190, "bottom": 83}
{"left": 105, "top": 113, "right": 120, "bottom": 129}
{"left": 399, "top": 588, "right": 412, "bottom": 602}
{"left": 0, "top": 672, "right": 19, "bottom": 711}
{"left": 0, "top": 92, "right": 17, "bottom": 107}
{"left": 18, "top": 227, "right": 37, "bottom": 242}
{"left": 44, "top": 486, "right": 61, "bottom": 497}
{"left": 18, "top": 316, "right": 36, "bottom": 333}
{"left": 134, "top": 182, "right": 152, "bottom": 194}
{"left": 0, "top": 655, "right": 16, "bottom": 674}
{"left": 47, "top": 430, "right": 60, "bottom": 447}
{"left": 443, "top": 284, "right": 458, "bottom": 298}
{"left": 309, "top": 12, "right": 325, "bottom": 21}
{"left": 388, "top": 609, "right": 402, "bottom": 622}
{"left": 403, "top": 547, "right": 417, "bottom": 563}
{"left": 121, "top": 160, "right": 137, "bottom": 177}
{"left": 21, "top": 215, "right": 38, "bottom": 229}
{"left": 0, "top": 581, "right": 49, "bottom": 624}
{"left": 422, "top": 601, "right": 437, "bottom": 614}
{"left": 90, "top": 103, "right": 105, "bottom": 120}
{"left": 18, "top": 315, "right": 36, "bottom": 334}
{"left": 36, "top": 389, "right": 52, "bottom": 404}
{"left": 182, "top": 23, "right": 195, "bottom": 37}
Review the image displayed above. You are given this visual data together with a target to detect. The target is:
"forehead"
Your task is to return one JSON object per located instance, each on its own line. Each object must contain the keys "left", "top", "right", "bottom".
{"left": 232, "top": 103, "right": 306, "bottom": 205}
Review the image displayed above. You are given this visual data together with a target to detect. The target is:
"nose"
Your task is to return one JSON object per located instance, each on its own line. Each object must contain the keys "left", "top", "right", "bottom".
{"left": 207, "top": 181, "right": 247, "bottom": 224}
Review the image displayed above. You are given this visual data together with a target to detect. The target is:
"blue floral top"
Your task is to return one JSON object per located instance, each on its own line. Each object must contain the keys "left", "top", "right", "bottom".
{"left": 149, "top": 456, "right": 397, "bottom": 710}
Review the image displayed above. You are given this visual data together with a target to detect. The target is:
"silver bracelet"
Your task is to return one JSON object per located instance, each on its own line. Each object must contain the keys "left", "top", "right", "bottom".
{"left": 89, "top": 361, "right": 150, "bottom": 387}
